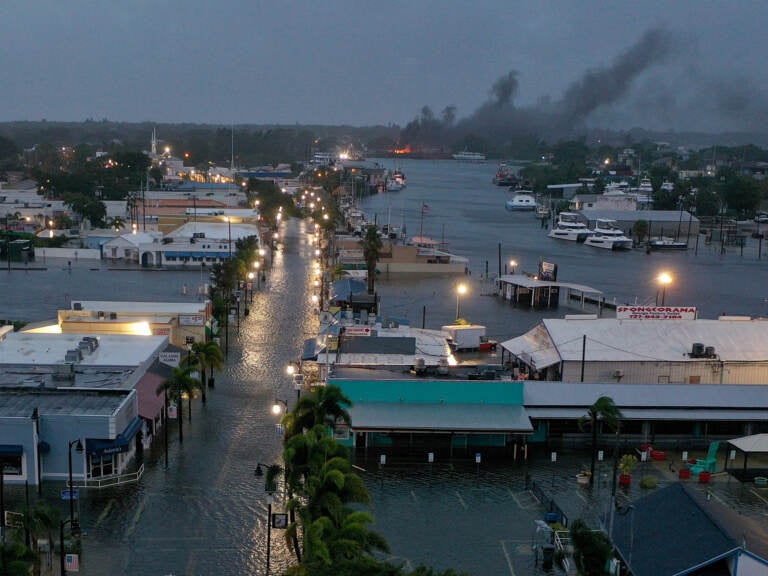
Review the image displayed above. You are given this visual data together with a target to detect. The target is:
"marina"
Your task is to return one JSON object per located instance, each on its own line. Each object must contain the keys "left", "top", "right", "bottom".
{"left": 358, "top": 158, "right": 768, "bottom": 331}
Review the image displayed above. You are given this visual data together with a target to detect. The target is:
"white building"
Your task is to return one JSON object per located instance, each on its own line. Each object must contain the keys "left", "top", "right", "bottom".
{"left": 500, "top": 316, "right": 768, "bottom": 384}
{"left": 138, "top": 221, "right": 260, "bottom": 267}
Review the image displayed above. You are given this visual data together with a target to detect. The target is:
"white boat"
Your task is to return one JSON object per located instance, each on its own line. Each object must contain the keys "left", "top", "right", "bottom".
{"left": 452, "top": 150, "right": 486, "bottom": 162}
{"left": 584, "top": 219, "right": 633, "bottom": 250}
{"left": 648, "top": 237, "right": 688, "bottom": 251}
{"left": 505, "top": 193, "right": 536, "bottom": 211}
{"left": 547, "top": 212, "right": 591, "bottom": 242}
{"left": 386, "top": 179, "right": 404, "bottom": 192}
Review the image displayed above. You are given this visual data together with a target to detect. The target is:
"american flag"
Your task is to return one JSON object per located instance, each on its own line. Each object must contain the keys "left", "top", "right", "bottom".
{"left": 65, "top": 553, "right": 80, "bottom": 571}
{"left": 422, "top": 203, "right": 430, "bottom": 212}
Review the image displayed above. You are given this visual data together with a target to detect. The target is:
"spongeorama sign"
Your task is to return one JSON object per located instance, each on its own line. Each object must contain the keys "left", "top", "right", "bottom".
{"left": 616, "top": 306, "right": 697, "bottom": 320}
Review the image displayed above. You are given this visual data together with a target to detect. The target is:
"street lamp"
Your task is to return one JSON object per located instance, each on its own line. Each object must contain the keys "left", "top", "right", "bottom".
{"left": 656, "top": 272, "right": 673, "bottom": 306}
{"left": 271, "top": 399, "right": 288, "bottom": 416}
{"left": 225, "top": 217, "right": 232, "bottom": 257}
{"left": 67, "top": 439, "right": 83, "bottom": 534}
{"left": 509, "top": 259, "right": 517, "bottom": 275}
{"left": 59, "top": 518, "right": 80, "bottom": 576}
{"left": 254, "top": 261, "right": 261, "bottom": 290}
{"left": 455, "top": 283, "right": 468, "bottom": 320}
{"left": 254, "top": 462, "right": 282, "bottom": 576}
{"left": 247, "top": 272, "right": 254, "bottom": 304}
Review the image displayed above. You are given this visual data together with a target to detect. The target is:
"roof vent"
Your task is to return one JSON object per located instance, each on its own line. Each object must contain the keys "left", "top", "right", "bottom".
{"left": 65, "top": 349, "right": 82, "bottom": 363}
{"left": 691, "top": 343, "right": 705, "bottom": 358}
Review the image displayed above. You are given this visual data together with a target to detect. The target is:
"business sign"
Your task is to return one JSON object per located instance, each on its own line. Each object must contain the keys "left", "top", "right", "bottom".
{"left": 616, "top": 306, "right": 697, "bottom": 320}
{"left": 271, "top": 513, "right": 288, "bottom": 529}
{"left": 344, "top": 326, "right": 372, "bottom": 337}
{"left": 152, "top": 327, "right": 171, "bottom": 336}
{"left": 179, "top": 314, "right": 205, "bottom": 326}
{"left": 60, "top": 489, "right": 79, "bottom": 501}
{"left": 159, "top": 351, "right": 181, "bottom": 367}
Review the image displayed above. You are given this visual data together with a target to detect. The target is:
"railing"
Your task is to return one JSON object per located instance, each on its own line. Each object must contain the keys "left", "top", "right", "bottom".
{"left": 79, "top": 464, "right": 145, "bottom": 489}
{"left": 554, "top": 530, "right": 572, "bottom": 572}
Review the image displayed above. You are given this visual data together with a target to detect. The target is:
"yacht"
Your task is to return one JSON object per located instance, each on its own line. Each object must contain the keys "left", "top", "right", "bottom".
{"left": 584, "top": 219, "right": 633, "bottom": 250}
{"left": 452, "top": 150, "right": 486, "bottom": 162}
{"left": 505, "top": 192, "right": 536, "bottom": 211}
{"left": 547, "top": 212, "right": 591, "bottom": 242}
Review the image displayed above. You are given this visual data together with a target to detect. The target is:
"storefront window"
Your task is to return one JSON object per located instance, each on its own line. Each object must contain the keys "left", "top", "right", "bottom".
{"left": 89, "top": 454, "right": 114, "bottom": 478}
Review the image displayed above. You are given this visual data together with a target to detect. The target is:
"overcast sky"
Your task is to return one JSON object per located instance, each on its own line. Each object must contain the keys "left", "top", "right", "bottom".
{"left": 2, "top": 1, "right": 768, "bottom": 133}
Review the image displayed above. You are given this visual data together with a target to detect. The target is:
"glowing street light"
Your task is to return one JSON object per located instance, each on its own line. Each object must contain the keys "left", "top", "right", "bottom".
{"left": 656, "top": 272, "right": 673, "bottom": 306}
{"left": 509, "top": 259, "right": 517, "bottom": 274}
{"left": 455, "top": 283, "right": 468, "bottom": 320}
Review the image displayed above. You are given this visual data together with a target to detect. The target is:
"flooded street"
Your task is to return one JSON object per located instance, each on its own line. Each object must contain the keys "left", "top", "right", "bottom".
{"left": 2, "top": 161, "right": 767, "bottom": 574}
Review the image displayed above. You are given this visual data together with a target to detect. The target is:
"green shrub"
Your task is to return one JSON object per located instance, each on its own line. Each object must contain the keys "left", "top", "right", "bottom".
{"left": 639, "top": 476, "right": 658, "bottom": 489}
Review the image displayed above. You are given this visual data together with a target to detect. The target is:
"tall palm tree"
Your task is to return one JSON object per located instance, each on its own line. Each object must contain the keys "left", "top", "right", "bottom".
{"left": 185, "top": 340, "right": 224, "bottom": 402}
{"left": 580, "top": 396, "right": 622, "bottom": 486}
{"left": 360, "top": 225, "right": 382, "bottom": 295}
{"left": 156, "top": 364, "right": 201, "bottom": 443}
{"left": 283, "top": 385, "right": 352, "bottom": 439}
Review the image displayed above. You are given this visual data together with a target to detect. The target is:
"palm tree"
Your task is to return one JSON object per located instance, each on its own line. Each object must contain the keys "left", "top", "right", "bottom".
{"left": 283, "top": 385, "right": 351, "bottom": 439}
{"left": 185, "top": 340, "right": 224, "bottom": 402}
{"left": 360, "top": 225, "right": 382, "bottom": 295}
{"left": 579, "top": 396, "right": 622, "bottom": 486}
{"left": 156, "top": 364, "right": 201, "bottom": 442}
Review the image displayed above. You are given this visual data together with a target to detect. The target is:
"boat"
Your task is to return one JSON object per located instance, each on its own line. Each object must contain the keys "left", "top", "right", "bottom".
{"left": 505, "top": 193, "right": 537, "bottom": 211}
{"left": 648, "top": 237, "right": 688, "bottom": 251}
{"left": 453, "top": 150, "right": 486, "bottom": 163}
{"left": 583, "top": 219, "right": 633, "bottom": 250}
{"left": 547, "top": 212, "right": 591, "bottom": 242}
{"left": 386, "top": 178, "right": 404, "bottom": 192}
{"left": 492, "top": 162, "right": 518, "bottom": 186}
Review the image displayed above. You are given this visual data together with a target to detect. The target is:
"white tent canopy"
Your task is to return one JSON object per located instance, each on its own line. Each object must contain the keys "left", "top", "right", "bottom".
{"left": 729, "top": 433, "right": 768, "bottom": 454}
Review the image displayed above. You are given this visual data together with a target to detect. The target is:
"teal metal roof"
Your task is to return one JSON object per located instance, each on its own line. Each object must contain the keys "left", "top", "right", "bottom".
{"left": 348, "top": 402, "right": 532, "bottom": 433}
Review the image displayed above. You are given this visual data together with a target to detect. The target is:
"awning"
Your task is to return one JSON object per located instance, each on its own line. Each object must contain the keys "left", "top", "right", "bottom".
{"left": 86, "top": 417, "right": 143, "bottom": 456}
{"left": 500, "top": 323, "right": 561, "bottom": 370}
{"left": 729, "top": 433, "right": 768, "bottom": 453}
{"left": 348, "top": 403, "right": 532, "bottom": 433}
{"left": 0, "top": 445, "right": 23, "bottom": 457}
{"left": 136, "top": 373, "right": 166, "bottom": 420}
{"left": 302, "top": 338, "right": 320, "bottom": 361}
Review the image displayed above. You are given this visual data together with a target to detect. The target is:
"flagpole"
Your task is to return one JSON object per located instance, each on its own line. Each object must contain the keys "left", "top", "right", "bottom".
{"left": 420, "top": 203, "right": 425, "bottom": 240}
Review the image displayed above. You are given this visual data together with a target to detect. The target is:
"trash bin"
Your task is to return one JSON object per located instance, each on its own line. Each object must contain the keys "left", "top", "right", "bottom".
{"left": 699, "top": 471, "right": 711, "bottom": 484}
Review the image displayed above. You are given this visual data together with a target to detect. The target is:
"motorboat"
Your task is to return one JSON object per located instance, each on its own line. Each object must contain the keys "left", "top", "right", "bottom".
{"left": 453, "top": 150, "right": 486, "bottom": 162}
{"left": 547, "top": 212, "right": 591, "bottom": 242}
{"left": 584, "top": 219, "right": 633, "bottom": 250}
{"left": 386, "top": 178, "right": 404, "bottom": 192}
{"left": 492, "top": 162, "right": 518, "bottom": 186}
{"left": 505, "top": 193, "right": 536, "bottom": 211}
{"left": 648, "top": 237, "right": 688, "bottom": 251}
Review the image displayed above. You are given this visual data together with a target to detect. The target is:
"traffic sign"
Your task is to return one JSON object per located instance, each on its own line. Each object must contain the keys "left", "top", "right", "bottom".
{"left": 60, "top": 489, "right": 79, "bottom": 500}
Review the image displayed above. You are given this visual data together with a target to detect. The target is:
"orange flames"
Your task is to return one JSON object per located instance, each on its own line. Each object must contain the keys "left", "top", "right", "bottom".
{"left": 391, "top": 145, "right": 412, "bottom": 155}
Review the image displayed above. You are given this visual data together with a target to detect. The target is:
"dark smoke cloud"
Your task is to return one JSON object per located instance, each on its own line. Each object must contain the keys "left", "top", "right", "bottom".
{"left": 557, "top": 28, "right": 673, "bottom": 125}
{"left": 455, "top": 28, "right": 675, "bottom": 142}
{"left": 490, "top": 71, "right": 519, "bottom": 108}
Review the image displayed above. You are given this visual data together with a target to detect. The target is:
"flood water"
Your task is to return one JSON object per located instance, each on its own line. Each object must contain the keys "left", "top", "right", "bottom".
{"left": 362, "top": 158, "right": 768, "bottom": 340}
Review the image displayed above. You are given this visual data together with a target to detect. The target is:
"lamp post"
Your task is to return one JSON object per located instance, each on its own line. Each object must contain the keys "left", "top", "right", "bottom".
{"left": 271, "top": 398, "right": 288, "bottom": 417}
{"left": 254, "top": 261, "right": 261, "bottom": 290}
{"left": 225, "top": 217, "right": 232, "bottom": 258}
{"left": 254, "top": 462, "right": 282, "bottom": 576}
{"left": 455, "top": 283, "right": 468, "bottom": 320}
{"left": 67, "top": 439, "right": 83, "bottom": 532}
{"left": 509, "top": 259, "right": 517, "bottom": 275}
{"left": 656, "top": 272, "right": 672, "bottom": 306}
{"left": 287, "top": 362, "right": 303, "bottom": 399}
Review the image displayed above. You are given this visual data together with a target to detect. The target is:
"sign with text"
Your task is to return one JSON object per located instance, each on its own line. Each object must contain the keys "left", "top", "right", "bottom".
{"left": 344, "top": 326, "right": 372, "bottom": 337}
{"left": 159, "top": 351, "right": 181, "bottom": 367}
{"left": 616, "top": 306, "right": 697, "bottom": 320}
{"left": 179, "top": 314, "right": 205, "bottom": 326}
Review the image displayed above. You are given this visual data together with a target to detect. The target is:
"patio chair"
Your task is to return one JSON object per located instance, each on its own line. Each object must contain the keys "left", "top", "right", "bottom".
{"left": 689, "top": 441, "right": 720, "bottom": 475}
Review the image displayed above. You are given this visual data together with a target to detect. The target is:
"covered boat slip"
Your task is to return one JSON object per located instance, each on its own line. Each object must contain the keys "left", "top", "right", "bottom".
{"left": 496, "top": 274, "right": 604, "bottom": 311}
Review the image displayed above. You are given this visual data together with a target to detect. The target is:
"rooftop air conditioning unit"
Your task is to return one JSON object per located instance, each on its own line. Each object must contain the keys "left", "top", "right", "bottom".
{"left": 109, "top": 312, "right": 117, "bottom": 319}
{"left": 73, "top": 302, "right": 83, "bottom": 310}
{"left": 705, "top": 346, "right": 716, "bottom": 358}
{"left": 97, "top": 311, "right": 105, "bottom": 319}
{"left": 65, "top": 349, "right": 82, "bottom": 363}
{"left": 691, "top": 343, "right": 705, "bottom": 358}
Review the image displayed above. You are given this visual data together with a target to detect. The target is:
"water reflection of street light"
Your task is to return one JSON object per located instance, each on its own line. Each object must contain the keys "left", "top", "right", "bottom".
{"left": 455, "top": 283, "right": 468, "bottom": 320}
{"left": 656, "top": 272, "right": 673, "bottom": 305}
